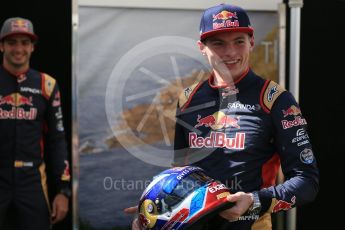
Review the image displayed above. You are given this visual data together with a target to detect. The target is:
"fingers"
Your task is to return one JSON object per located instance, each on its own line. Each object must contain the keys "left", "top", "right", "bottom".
{"left": 51, "top": 194, "right": 69, "bottom": 224}
{"left": 132, "top": 218, "right": 140, "bottom": 230}
{"left": 226, "top": 192, "right": 241, "bottom": 202}
{"left": 124, "top": 206, "right": 138, "bottom": 214}
{"left": 52, "top": 208, "right": 68, "bottom": 224}
{"left": 52, "top": 203, "right": 68, "bottom": 224}
{"left": 51, "top": 200, "right": 57, "bottom": 221}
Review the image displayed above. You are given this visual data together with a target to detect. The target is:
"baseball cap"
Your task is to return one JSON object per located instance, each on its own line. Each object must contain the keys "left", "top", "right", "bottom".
{"left": 199, "top": 4, "right": 254, "bottom": 41}
{"left": 0, "top": 17, "right": 38, "bottom": 41}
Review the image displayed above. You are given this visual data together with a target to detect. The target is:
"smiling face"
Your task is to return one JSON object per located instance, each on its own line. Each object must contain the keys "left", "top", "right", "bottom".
{"left": 0, "top": 34, "right": 34, "bottom": 74}
{"left": 199, "top": 31, "right": 254, "bottom": 83}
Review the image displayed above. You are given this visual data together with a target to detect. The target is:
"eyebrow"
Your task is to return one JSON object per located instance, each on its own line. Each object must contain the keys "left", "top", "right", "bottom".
{"left": 7, "top": 38, "right": 31, "bottom": 42}
{"left": 207, "top": 35, "right": 247, "bottom": 43}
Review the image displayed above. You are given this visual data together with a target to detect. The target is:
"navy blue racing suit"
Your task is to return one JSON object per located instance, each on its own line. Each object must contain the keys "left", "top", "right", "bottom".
{"left": 174, "top": 68, "right": 319, "bottom": 229}
{"left": 0, "top": 66, "right": 70, "bottom": 230}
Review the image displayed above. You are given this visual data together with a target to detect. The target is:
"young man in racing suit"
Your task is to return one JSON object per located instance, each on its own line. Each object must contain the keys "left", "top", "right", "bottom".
{"left": 173, "top": 4, "right": 319, "bottom": 229}
{"left": 0, "top": 17, "right": 71, "bottom": 229}
{"left": 126, "top": 4, "right": 319, "bottom": 230}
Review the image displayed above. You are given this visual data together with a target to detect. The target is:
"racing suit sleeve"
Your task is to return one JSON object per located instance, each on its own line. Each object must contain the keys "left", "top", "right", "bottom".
{"left": 44, "top": 81, "right": 71, "bottom": 194}
{"left": 173, "top": 103, "right": 189, "bottom": 166}
{"left": 257, "top": 91, "right": 319, "bottom": 214}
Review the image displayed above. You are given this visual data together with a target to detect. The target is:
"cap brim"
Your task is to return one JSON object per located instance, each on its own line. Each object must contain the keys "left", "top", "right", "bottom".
{"left": 0, "top": 32, "right": 38, "bottom": 41}
{"left": 200, "top": 27, "right": 253, "bottom": 41}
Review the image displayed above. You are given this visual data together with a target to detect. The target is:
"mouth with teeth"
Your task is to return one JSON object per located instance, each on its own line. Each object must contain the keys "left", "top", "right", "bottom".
{"left": 12, "top": 53, "right": 27, "bottom": 62}
{"left": 223, "top": 59, "right": 239, "bottom": 64}
{"left": 218, "top": 59, "right": 240, "bottom": 69}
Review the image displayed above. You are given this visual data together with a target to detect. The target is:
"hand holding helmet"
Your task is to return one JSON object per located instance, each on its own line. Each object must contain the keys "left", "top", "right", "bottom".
{"left": 137, "top": 166, "right": 235, "bottom": 230}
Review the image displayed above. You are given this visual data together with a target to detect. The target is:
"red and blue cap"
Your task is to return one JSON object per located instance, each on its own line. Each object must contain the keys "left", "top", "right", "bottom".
{"left": 199, "top": 4, "right": 254, "bottom": 41}
{"left": 0, "top": 17, "right": 38, "bottom": 41}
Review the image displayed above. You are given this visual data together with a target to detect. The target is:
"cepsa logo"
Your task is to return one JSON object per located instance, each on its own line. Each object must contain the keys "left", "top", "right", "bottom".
{"left": 0, "top": 93, "right": 37, "bottom": 120}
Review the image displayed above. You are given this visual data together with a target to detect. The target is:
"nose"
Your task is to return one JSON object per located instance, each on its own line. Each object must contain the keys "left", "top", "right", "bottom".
{"left": 222, "top": 43, "right": 237, "bottom": 58}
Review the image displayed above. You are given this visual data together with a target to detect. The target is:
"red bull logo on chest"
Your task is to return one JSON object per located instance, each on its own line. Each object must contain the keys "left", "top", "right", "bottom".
{"left": 194, "top": 111, "right": 240, "bottom": 130}
{"left": 0, "top": 93, "right": 37, "bottom": 120}
{"left": 190, "top": 111, "right": 245, "bottom": 149}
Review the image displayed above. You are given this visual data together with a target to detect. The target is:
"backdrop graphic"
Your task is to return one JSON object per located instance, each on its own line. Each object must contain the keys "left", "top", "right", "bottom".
{"left": 78, "top": 6, "right": 279, "bottom": 229}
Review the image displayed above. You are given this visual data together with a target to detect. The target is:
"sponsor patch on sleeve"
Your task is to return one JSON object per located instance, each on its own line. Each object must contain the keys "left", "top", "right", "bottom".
{"left": 261, "top": 81, "right": 286, "bottom": 113}
{"left": 178, "top": 82, "right": 202, "bottom": 110}
{"left": 41, "top": 73, "right": 56, "bottom": 99}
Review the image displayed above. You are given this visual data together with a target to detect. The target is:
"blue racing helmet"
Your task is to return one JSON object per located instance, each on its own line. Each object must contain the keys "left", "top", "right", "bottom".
{"left": 138, "top": 166, "right": 234, "bottom": 229}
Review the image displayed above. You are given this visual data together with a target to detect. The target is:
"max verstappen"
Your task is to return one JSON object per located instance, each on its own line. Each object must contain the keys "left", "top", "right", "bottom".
{"left": 173, "top": 4, "right": 319, "bottom": 230}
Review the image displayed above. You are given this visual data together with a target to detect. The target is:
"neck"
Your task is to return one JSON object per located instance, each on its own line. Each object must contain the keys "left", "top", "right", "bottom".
{"left": 212, "top": 67, "right": 250, "bottom": 87}
{"left": 213, "top": 70, "right": 235, "bottom": 87}
{"left": 3, "top": 61, "right": 29, "bottom": 76}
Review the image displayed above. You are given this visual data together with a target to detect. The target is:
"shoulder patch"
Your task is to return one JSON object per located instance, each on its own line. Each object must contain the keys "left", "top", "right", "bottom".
{"left": 260, "top": 80, "right": 286, "bottom": 113}
{"left": 178, "top": 82, "right": 202, "bottom": 111}
{"left": 41, "top": 73, "right": 56, "bottom": 99}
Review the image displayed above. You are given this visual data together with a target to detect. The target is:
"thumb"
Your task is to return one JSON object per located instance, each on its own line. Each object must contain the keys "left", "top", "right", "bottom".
{"left": 52, "top": 200, "right": 57, "bottom": 217}
{"left": 124, "top": 206, "right": 138, "bottom": 214}
{"left": 227, "top": 194, "right": 240, "bottom": 203}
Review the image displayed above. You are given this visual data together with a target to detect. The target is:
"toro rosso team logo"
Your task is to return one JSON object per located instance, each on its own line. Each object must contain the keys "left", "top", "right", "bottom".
{"left": 0, "top": 93, "right": 37, "bottom": 120}
{"left": 212, "top": 10, "right": 239, "bottom": 29}
{"left": 190, "top": 111, "right": 245, "bottom": 150}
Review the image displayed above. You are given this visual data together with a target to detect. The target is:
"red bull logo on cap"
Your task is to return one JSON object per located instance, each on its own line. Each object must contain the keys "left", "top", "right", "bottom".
{"left": 213, "top": 10, "right": 238, "bottom": 21}
{"left": 0, "top": 93, "right": 37, "bottom": 120}
{"left": 11, "top": 19, "right": 30, "bottom": 32}
{"left": 212, "top": 10, "right": 239, "bottom": 29}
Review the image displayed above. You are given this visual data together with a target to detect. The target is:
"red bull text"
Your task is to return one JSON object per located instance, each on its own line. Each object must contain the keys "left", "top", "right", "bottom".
{"left": 281, "top": 116, "right": 307, "bottom": 129}
{"left": 189, "top": 132, "right": 245, "bottom": 150}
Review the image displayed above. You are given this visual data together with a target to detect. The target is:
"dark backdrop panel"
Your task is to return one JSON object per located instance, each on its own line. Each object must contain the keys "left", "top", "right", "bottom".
{"left": 297, "top": 0, "right": 345, "bottom": 229}
{"left": 1, "top": 0, "right": 72, "bottom": 229}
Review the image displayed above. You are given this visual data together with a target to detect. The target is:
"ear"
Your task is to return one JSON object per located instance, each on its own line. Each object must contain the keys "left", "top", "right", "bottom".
{"left": 197, "top": 40, "right": 206, "bottom": 55}
{"left": 249, "top": 35, "right": 255, "bottom": 51}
